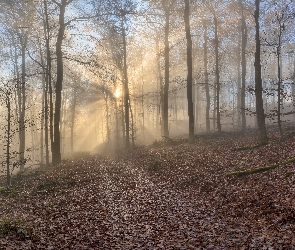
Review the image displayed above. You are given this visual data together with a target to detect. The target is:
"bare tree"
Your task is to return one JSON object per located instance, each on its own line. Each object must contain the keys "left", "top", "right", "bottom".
{"left": 240, "top": 0, "right": 247, "bottom": 131}
{"left": 254, "top": 0, "right": 268, "bottom": 143}
{"left": 184, "top": 0, "right": 194, "bottom": 141}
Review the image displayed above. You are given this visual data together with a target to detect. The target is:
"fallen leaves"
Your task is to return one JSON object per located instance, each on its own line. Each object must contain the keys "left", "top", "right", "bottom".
{"left": 0, "top": 129, "right": 295, "bottom": 249}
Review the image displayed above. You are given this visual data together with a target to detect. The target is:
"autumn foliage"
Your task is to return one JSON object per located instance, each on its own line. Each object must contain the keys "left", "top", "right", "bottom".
{"left": 0, "top": 128, "right": 295, "bottom": 249}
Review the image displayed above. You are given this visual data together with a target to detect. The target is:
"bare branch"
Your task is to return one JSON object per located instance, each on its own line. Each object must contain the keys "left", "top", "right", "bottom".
{"left": 51, "top": 0, "right": 61, "bottom": 7}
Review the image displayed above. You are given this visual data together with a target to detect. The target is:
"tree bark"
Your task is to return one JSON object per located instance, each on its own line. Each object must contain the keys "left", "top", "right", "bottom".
{"left": 277, "top": 24, "right": 283, "bottom": 138}
{"left": 43, "top": 0, "right": 53, "bottom": 166}
{"left": 293, "top": 56, "right": 295, "bottom": 122}
{"left": 52, "top": 1, "right": 66, "bottom": 166}
{"left": 241, "top": 0, "right": 247, "bottom": 131}
{"left": 71, "top": 85, "right": 77, "bottom": 152}
{"left": 254, "top": 0, "right": 268, "bottom": 143}
{"left": 214, "top": 13, "right": 221, "bottom": 133}
{"left": 40, "top": 74, "right": 45, "bottom": 165}
{"left": 163, "top": 7, "right": 170, "bottom": 138}
{"left": 38, "top": 40, "right": 47, "bottom": 165}
{"left": 184, "top": 0, "right": 194, "bottom": 141}
{"left": 237, "top": 28, "right": 241, "bottom": 129}
{"left": 19, "top": 42, "right": 26, "bottom": 170}
{"left": 203, "top": 21, "right": 210, "bottom": 133}
{"left": 122, "top": 14, "right": 130, "bottom": 148}
{"left": 156, "top": 38, "right": 163, "bottom": 134}
{"left": 6, "top": 92, "right": 11, "bottom": 186}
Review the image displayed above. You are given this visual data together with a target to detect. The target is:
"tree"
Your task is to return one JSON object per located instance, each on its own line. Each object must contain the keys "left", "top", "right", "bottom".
{"left": 2, "top": 0, "right": 37, "bottom": 169}
{"left": 254, "top": 0, "right": 268, "bottom": 143}
{"left": 240, "top": 0, "right": 247, "bottom": 131}
{"left": 184, "top": 0, "right": 194, "bottom": 141}
{"left": 203, "top": 0, "right": 223, "bottom": 133}
{"left": 263, "top": 1, "right": 293, "bottom": 138}
{"left": 42, "top": 0, "right": 54, "bottom": 166}
{"left": 203, "top": 19, "right": 211, "bottom": 133}
{"left": 0, "top": 86, "right": 12, "bottom": 186}
{"left": 50, "top": 0, "right": 73, "bottom": 166}
{"left": 145, "top": 0, "right": 176, "bottom": 138}
{"left": 161, "top": 0, "right": 176, "bottom": 138}
{"left": 95, "top": 0, "right": 137, "bottom": 148}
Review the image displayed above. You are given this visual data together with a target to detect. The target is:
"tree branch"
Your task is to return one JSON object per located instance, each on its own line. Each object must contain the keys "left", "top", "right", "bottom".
{"left": 51, "top": 0, "right": 61, "bottom": 7}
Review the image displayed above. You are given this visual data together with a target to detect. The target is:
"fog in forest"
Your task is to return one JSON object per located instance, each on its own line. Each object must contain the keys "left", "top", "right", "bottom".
{"left": 0, "top": 0, "right": 295, "bottom": 176}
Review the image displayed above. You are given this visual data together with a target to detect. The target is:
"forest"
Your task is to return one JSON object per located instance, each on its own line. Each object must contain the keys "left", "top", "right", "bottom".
{"left": 0, "top": 0, "right": 295, "bottom": 249}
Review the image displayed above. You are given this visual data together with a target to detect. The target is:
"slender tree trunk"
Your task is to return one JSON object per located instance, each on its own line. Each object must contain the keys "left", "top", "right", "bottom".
{"left": 277, "top": 25, "right": 283, "bottom": 138}
{"left": 140, "top": 54, "right": 145, "bottom": 137}
{"left": 241, "top": 1, "right": 247, "bottom": 131}
{"left": 254, "top": 0, "right": 268, "bottom": 143}
{"left": 203, "top": 22, "right": 210, "bottom": 133}
{"left": 214, "top": 13, "right": 221, "bottom": 133}
{"left": 40, "top": 75, "right": 45, "bottom": 165}
{"left": 122, "top": 15, "right": 130, "bottom": 148}
{"left": 30, "top": 99, "right": 36, "bottom": 161}
{"left": 130, "top": 102, "right": 135, "bottom": 146}
{"left": 184, "top": 0, "right": 194, "bottom": 141}
{"left": 163, "top": 8, "right": 170, "bottom": 138}
{"left": 52, "top": 2, "right": 66, "bottom": 166}
{"left": 60, "top": 92, "right": 68, "bottom": 157}
{"left": 121, "top": 93, "right": 125, "bottom": 140}
{"left": 12, "top": 40, "right": 23, "bottom": 168}
{"left": 11, "top": 42, "right": 22, "bottom": 161}
{"left": 6, "top": 93, "right": 11, "bottom": 186}
{"left": 213, "top": 83, "right": 216, "bottom": 131}
{"left": 115, "top": 97, "right": 119, "bottom": 147}
{"left": 44, "top": 0, "right": 52, "bottom": 166}
{"left": 44, "top": 71, "right": 50, "bottom": 167}
{"left": 44, "top": 70, "right": 50, "bottom": 166}
{"left": 71, "top": 85, "right": 77, "bottom": 152}
{"left": 237, "top": 29, "right": 241, "bottom": 129}
{"left": 293, "top": 56, "right": 295, "bottom": 121}
{"left": 104, "top": 93, "right": 110, "bottom": 142}
{"left": 156, "top": 38, "right": 163, "bottom": 134}
{"left": 19, "top": 42, "right": 26, "bottom": 170}
{"left": 232, "top": 81, "right": 236, "bottom": 128}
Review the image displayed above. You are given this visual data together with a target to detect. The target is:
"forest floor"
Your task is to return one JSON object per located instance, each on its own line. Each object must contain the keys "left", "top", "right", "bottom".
{"left": 0, "top": 126, "right": 295, "bottom": 249}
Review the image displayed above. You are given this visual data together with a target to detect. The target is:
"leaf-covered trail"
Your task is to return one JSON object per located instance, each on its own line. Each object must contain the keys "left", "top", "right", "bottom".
{"left": 0, "top": 130, "right": 295, "bottom": 249}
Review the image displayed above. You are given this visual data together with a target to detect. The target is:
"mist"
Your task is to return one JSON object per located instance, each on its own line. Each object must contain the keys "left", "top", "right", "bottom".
{"left": 0, "top": 0, "right": 294, "bottom": 174}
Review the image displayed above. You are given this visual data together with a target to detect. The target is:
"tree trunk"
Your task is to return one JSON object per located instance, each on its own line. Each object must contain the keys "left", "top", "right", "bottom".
{"left": 122, "top": 15, "right": 130, "bottom": 148}
{"left": 156, "top": 38, "right": 163, "bottom": 134}
{"left": 203, "top": 22, "right": 210, "bottom": 133}
{"left": 163, "top": 8, "right": 170, "bottom": 138}
{"left": 254, "top": 0, "right": 268, "bottom": 143}
{"left": 129, "top": 102, "right": 135, "bottom": 146}
{"left": 184, "top": 0, "right": 194, "bottom": 142}
{"left": 71, "top": 85, "right": 77, "bottom": 152}
{"left": 30, "top": 98, "right": 36, "bottom": 161}
{"left": 61, "top": 93, "right": 66, "bottom": 157}
{"left": 6, "top": 93, "right": 11, "bottom": 186}
{"left": 237, "top": 28, "right": 241, "bottom": 129}
{"left": 241, "top": 0, "right": 247, "bottom": 131}
{"left": 115, "top": 96, "right": 119, "bottom": 147}
{"left": 104, "top": 92, "right": 110, "bottom": 142}
{"left": 40, "top": 75, "right": 45, "bottom": 165}
{"left": 214, "top": 13, "right": 221, "bottom": 133}
{"left": 293, "top": 55, "right": 295, "bottom": 122}
{"left": 19, "top": 42, "right": 26, "bottom": 170}
{"left": 277, "top": 25, "right": 283, "bottom": 138}
{"left": 43, "top": 0, "right": 52, "bottom": 166}
{"left": 52, "top": 2, "right": 66, "bottom": 166}
{"left": 141, "top": 54, "right": 145, "bottom": 137}
{"left": 121, "top": 93, "right": 125, "bottom": 141}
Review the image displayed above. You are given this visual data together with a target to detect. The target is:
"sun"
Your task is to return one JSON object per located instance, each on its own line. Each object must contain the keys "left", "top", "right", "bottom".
{"left": 115, "top": 88, "right": 122, "bottom": 98}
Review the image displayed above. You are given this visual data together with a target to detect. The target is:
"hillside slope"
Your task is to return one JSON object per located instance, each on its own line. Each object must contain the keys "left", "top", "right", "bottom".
{"left": 0, "top": 130, "right": 295, "bottom": 249}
